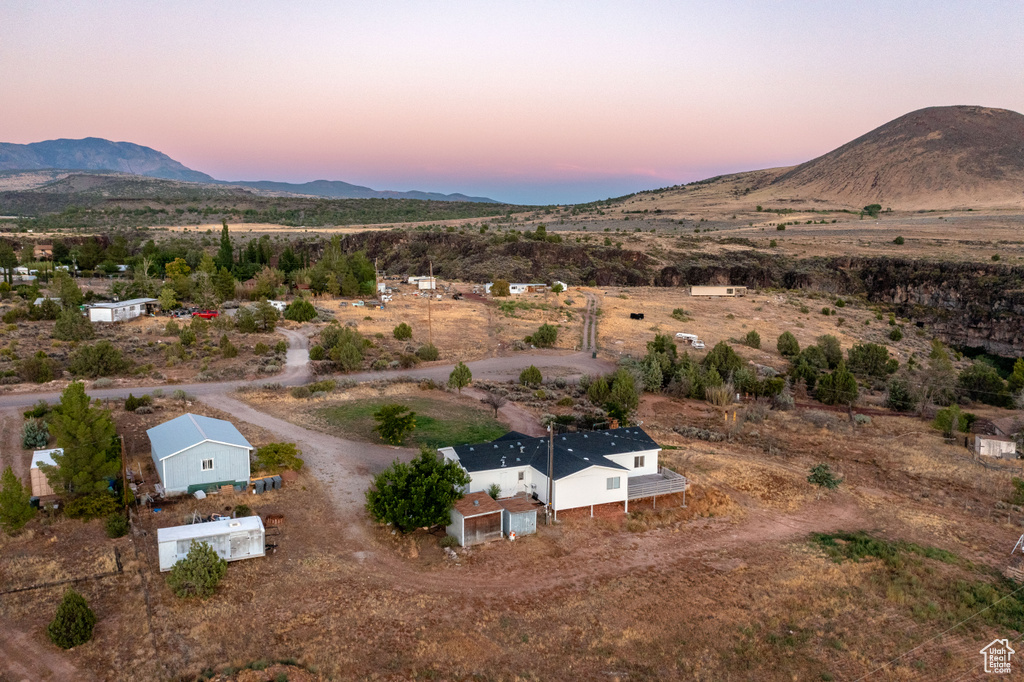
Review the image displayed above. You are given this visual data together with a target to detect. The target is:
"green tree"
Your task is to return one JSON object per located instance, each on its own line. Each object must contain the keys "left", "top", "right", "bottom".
{"left": 933, "top": 403, "right": 967, "bottom": 439}
{"left": 51, "top": 271, "right": 83, "bottom": 309}
{"left": 807, "top": 463, "right": 843, "bottom": 497}
{"left": 284, "top": 299, "right": 317, "bottom": 322}
{"left": 918, "top": 340, "right": 958, "bottom": 410}
{"left": 776, "top": 331, "right": 800, "bottom": 358}
{"left": 253, "top": 442, "right": 303, "bottom": 472}
{"left": 69, "top": 341, "right": 129, "bottom": 378}
{"left": 958, "top": 362, "right": 1009, "bottom": 406}
{"left": 816, "top": 335, "right": 842, "bottom": 369}
{"left": 606, "top": 369, "right": 639, "bottom": 423}
{"left": 216, "top": 219, "right": 234, "bottom": 270}
{"left": 47, "top": 589, "right": 96, "bottom": 649}
{"left": 816, "top": 362, "right": 858, "bottom": 406}
{"left": 167, "top": 541, "right": 228, "bottom": 599}
{"left": 20, "top": 350, "right": 59, "bottom": 383}
{"left": 743, "top": 330, "right": 761, "bottom": 349}
{"left": 490, "top": 280, "right": 511, "bottom": 297}
{"left": 519, "top": 365, "right": 543, "bottom": 386}
{"left": 373, "top": 404, "right": 417, "bottom": 445}
{"left": 448, "top": 361, "right": 472, "bottom": 393}
{"left": 415, "top": 343, "right": 439, "bottom": 361}
{"left": 40, "top": 382, "right": 118, "bottom": 496}
{"left": 531, "top": 323, "right": 558, "bottom": 348}
{"left": 0, "top": 465, "right": 35, "bottom": 534}
{"left": 158, "top": 284, "right": 178, "bottom": 311}
{"left": 214, "top": 266, "right": 235, "bottom": 301}
{"left": 365, "top": 448, "right": 471, "bottom": 532}
{"left": 0, "top": 242, "right": 17, "bottom": 285}
{"left": 863, "top": 204, "right": 882, "bottom": 218}
{"left": 587, "top": 375, "right": 610, "bottom": 405}
{"left": 702, "top": 341, "right": 743, "bottom": 375}
{"left": 1008, "top": 358, "right": 1024, "bottom": 395}
{"left": 885, "top": 376, "right": 917, "bottom": 412}
{"left": 22, "top": 419, "right": 49, "bottom": 449}
{"left": 53, "top": 308, "right": 95, "bottom": 342}
{"left": 253, "top": 300, "right": 278, "bottom": 332}
{"left": 393, "top": 322, "right": 413, "bottom": 340}
{"left": 551, "top": 282, "right": 564, "bottom": 294}
{"left": 164, "top": 257, "right": 191, "bottom": 279}
{"left": 235, "top": 307, "right": 258, "bottom": 333}
{"left": 846, "top": 343, "right": 896, "bottom": 378}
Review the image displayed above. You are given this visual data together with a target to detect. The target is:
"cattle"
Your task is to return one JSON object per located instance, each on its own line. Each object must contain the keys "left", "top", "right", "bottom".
{"left": 629, "top": 312, "right": 645, "bottom": 320}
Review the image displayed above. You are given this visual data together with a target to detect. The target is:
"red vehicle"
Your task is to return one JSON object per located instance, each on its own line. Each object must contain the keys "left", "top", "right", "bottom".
{"left": 191, "top": 310, "right": 219, "bottom": 319}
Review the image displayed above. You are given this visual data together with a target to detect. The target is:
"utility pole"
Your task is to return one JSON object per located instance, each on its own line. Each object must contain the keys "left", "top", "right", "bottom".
{"left": 427, "top": 260, "right": 433, "bottom": 346}
{"left": 374, "top": 258, "right": 380, "bottom": 303}
{"left": 547, "top": 423, "right": 555, "bottom": 524}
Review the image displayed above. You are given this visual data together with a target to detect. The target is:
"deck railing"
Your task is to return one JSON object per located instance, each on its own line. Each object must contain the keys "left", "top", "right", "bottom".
{"left": 627, "top": 467, "right": 688, "bottom": 500}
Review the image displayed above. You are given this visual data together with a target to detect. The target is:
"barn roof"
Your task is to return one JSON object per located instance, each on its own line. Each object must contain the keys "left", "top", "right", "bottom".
{"left": 147, "top": 413, "right": 252, "bottom": 461}
{"left": 448, "top": 427, "right": 657, "bottom": 480}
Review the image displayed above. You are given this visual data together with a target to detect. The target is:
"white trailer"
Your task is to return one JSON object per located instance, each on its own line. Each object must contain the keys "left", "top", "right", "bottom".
{"left": 690, "top": 286, "right": 747, "bottom": 297}
{"left": 157, "top": 516, "right": 266, "bottom": 571}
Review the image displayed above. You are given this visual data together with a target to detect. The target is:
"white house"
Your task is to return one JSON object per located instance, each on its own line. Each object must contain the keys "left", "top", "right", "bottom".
{"left": 482, "top": 282, "right": 549, "bottom": 295}
{"left": 88, "top": 298, "right": 158, "bottom": 322}
{"left": 147, "top": 413, "right": 253, "bottom": 495}
{"left": 440, "top": 427, "right": 686, "bottom": 519}
{"left": 157, "top": 516, "right": 265, "bottom": 571}
{"left": 407, "top": 276, "right": 436, "bottom": 290}
{"left": 975, "top": 434, "right": 1017, "bottom": 459}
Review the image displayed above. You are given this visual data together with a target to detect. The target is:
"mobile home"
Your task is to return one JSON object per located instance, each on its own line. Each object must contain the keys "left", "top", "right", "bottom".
{"left": 690, "top": 286, "right": 747, "bottom": 297}
{"left": 88, "top": 298, "right": 158, "bottom": 322}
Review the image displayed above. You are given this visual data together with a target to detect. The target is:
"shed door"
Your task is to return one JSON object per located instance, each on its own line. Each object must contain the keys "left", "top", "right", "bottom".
{"left": 229, "top": 533, "right": 249, "bottom": 558}
{"left": 463, "top": 513, "right": 501, "bottom": 545}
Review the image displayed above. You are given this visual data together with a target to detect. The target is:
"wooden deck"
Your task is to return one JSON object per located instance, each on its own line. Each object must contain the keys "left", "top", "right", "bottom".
{"left": 628, "top": 467, "right": 688, "bottom": 501}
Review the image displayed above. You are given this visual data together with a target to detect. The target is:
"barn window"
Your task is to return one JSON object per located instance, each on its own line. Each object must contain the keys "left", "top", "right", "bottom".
{"left": 606, "top": 477, "right": 620, "bottom": 490}
{"left": 518, "top": 471, "right": 524, "bottom": 480}
{"left": 634, "top": 455, "right": 645, "bottom": 468}
{"left": 201, "top": 459, "right": 214, "bottom": 471}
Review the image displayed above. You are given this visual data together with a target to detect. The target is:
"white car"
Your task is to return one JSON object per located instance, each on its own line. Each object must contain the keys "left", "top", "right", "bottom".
{"left": 692, "top": 340, "right": 706, "bottom": 349}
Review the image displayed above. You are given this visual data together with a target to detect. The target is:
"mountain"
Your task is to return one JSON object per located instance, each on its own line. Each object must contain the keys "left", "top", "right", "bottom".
{"left": 768, "top": 105, "right": 1024, "bottom": 209}
{"left": 0, "top": 137, "right": 500, "bottom": 203}
{"left": 229, "top": 179, "right": 498, "bottom": 203}
{"left": 0, "top": 137, "right": 217, "bottom": 183}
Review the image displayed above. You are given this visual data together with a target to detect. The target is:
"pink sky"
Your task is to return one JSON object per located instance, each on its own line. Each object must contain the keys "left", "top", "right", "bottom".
{"left": 3, "top": 1, "right": 1023, "bottom": 203}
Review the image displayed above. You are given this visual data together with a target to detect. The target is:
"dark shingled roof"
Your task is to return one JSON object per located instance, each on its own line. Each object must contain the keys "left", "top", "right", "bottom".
{"left": 448, "top": 427, "right": 658, "bottom": 480}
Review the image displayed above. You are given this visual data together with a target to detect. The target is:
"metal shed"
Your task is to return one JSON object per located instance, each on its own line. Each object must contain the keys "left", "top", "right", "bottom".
{"left": 498, "top": 496, "right": 538, "bottom": 538}
{"left": 88, "top": 297, "right": 158, "bottom": 322}
{"left": 157, "top": 516, "right": 266, "bottom": 571}
{"left": 30, "top": 448, "right": 61, "bottom": 497}
{"left": 147, "top": 413, "right": 253, "bottom": 495}
{"left": 447, "top": 492, "right": 503, "bottom": 547}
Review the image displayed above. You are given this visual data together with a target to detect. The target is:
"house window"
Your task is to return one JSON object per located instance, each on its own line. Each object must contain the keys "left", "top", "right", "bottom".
{"left": 518, "top": 471, "right": 524, "bottom": 481}
{"left": 607, "top": 476, "right": 620, "bottom": 490}
{"left": 634, "top": 455, "right": 645, "bottom": 468}
{"left": 201, "top": 459, "right": 214, "bottom": 471}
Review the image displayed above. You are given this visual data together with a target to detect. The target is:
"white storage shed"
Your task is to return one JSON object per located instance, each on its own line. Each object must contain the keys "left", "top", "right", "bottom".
{"left": 157, "top": 516, "right": 266, "bottom": 571}
{"left": 31, "top": 448, "right": 61, "bottom": 497}
{"left": 975, "top": 435, "right": 1017, "bottom": 459}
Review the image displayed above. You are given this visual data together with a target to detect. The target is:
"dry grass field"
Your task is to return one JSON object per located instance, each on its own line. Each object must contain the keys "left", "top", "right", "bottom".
{"left": 5, "top": 383, "right": 1024, "bottom": 680}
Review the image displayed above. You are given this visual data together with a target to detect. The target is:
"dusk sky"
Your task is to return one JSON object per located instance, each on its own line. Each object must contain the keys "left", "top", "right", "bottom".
{"left": 4, "top": 1, "right": 1024, "bottom": 204}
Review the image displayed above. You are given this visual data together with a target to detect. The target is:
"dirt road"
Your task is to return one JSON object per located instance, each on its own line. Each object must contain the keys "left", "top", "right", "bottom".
{"left": 0, "top": 617, "right": 89, "bottom": 682}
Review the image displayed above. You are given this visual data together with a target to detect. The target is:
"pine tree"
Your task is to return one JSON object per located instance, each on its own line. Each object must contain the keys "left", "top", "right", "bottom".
{"left": 214, "top": 267, "right": 235, "bottom": 302}
{"left": 448, "top": 362, "right": 472, "bottom": 393}
{"left": 167, "top": 541, "right": 228, "bottom": 599}
{"left": 216, "top": 220, "right": 234, "bottom": 270}
{"left": 41, "top": 382, "right": 118, "bottom": 496}
{"left": 47, "top": 589, "right": 96, "bottom": 649}
{"left": 0, "top": 465, "right": 35, "bottom": 534}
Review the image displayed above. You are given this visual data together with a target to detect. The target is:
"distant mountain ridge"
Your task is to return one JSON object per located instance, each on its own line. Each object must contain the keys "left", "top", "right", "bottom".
{"left": 0, "top": 137, "right": 499, "bottom": 203}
